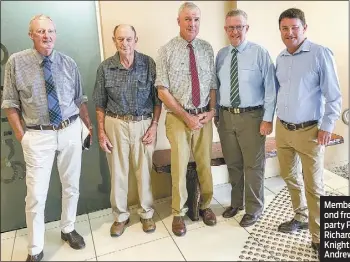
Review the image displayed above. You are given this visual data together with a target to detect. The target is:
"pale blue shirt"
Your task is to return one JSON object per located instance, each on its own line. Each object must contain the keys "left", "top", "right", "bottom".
{"left": 276, "top": 39, "right": 342, "bottom": 133}
{"left": 215, "top": 40, "right": 278, "bottom": 122}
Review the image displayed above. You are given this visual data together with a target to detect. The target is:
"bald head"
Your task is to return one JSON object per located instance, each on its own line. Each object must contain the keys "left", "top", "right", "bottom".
{"left": 113, "top": 24, "right": 137, "bottom": 38}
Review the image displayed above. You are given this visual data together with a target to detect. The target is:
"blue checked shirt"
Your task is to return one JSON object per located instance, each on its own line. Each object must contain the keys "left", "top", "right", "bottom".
{"left": 216, "top": 40, "right": 278, "bottom": 122}
{"left": 1, "top": 49, "right": 87, "bottom": 126}
{"left": 276, "top": 39, "right": 342, "bottom": 132}
{"left": 93, "top": 51, "right": 161, "bottom": 116}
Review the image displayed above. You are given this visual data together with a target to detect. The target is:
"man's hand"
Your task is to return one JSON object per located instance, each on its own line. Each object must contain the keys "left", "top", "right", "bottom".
{"left": 260, "top": 121, "right": 273, "bottom": 136}
{"left": 88, "top": 126, "right": 93, "bottom": 145}
{"left": 199, "top": 110, "right": 215, "bottom": 125}
{"left": 317, "top": 130, "right": 331, "bottom": 145}
{"left": 142, "top": 123, "right": 157, "bottom": 145}
{"left": 184, "top": 114, "right": 204, "bottom": 130}
{"left": 98, "top": 131, "right": 113, "bottom": 153}
{"left": 16, "top": 131, "right": 25, "bottom": 143}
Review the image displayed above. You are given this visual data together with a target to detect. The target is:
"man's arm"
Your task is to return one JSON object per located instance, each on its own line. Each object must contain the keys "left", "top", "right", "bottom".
{"left": 95, "top": 107, "right": 113, "bottom": 153}
{"left": 318, "top": 47, "right": 342, "bottom": 145}
{"left": 4, "top": 108, "right": 25, "bottom": 142}
{"left": 79, "top": 102, "right": 93, "bottom": 141}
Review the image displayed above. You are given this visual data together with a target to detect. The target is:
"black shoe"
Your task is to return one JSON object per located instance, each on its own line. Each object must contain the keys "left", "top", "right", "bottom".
{"left": 222, "top": 207, "right": 240, "bottom": 218}
{"left": 312, "top": 242, "right": 320, "bottom": 260}
{"left": 26, "top": 251, "right": 43, "bottom": 261}
{"left": 239, "top": 214, "right": 260, "bottom": 227}
{"left": 278, "top": 219, "right": 308, "bottom": 233}
{"left": 61, "top": 230, "right": 86, "bottom": 250}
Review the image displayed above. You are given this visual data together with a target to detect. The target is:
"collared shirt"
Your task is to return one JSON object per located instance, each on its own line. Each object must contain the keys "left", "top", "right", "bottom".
{"left": 1, "top": 49, "right": 87, "bottom": 126}
{"left": 155, "top": 36, "right": 217, "bottom": 110}
{"left": 276, "top": 39, "right": 342, "bottom": 132}
{"left": 93, "top": 51, "right": 161, "bottom": 116}
{"left": 216, "top": 40, "right": 278, "bottom": 122}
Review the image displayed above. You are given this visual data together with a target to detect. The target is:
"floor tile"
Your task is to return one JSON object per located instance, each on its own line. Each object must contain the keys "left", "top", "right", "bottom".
{"left": 1, "top": 231, "right": 16, "bottom": 240}
{"left": 85, "top": 257, "right": 97, "bottom": 261}
{"left": 90, "top": 210, "right": 170, "bottom": 257}
{"left": 16, "top": 214, "right": 88, "bottom": 237}
{"left": 172, "top": 218, "right": 253, "bottom": 261}
{"left": 1, "top": 237, "right": 15, "bottom": 261}
{"left": 12, "top": 221, "right": 95, "bottom": 261}
{"left": 154, "top": 197, "right": 225, "bottom": 236}
{"left": 97, "top": 237, "right": 184, "bottom": 261}
{"left": 265, "top": 176, "right": 287, "bottom": 194}
{"left": 324, "top": 174, "right": 348, "bottom": 190}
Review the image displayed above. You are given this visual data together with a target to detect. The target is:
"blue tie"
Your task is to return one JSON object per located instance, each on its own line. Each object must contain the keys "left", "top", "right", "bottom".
{"left": 230, "top": 48, "right": 240, "bottom": 107}
{"left": 42, "top": 57, "right": 62, "bottom": 127}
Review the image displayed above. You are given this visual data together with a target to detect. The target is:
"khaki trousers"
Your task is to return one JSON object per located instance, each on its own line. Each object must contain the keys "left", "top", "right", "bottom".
{"left": 276, "top": 119, "right": 325, "bottom": 242}
{"left": 165, "top": 112, "right": 214, "bottom": 216}
{"left": 105, "top": 116, "right": 155, "bottom": 222}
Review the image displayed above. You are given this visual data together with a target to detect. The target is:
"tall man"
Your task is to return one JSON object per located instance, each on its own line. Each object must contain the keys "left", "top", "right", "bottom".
{"left": 156, "top": 1, "right": 217, "bottom": 237}
{"left": 275, "top": 8, "right": 342, "bottom": 258}
{"left": 93, "top": 24, "right": 161, "bottom": 237}
{"left": 215, "top": 9, "right": 277, "bottom": 227}
{"left": 1, "top": 15, "right": 92, "bottom": 261}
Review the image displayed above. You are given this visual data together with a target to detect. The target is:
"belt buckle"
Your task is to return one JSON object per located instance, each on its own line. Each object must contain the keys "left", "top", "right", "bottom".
{"left": 287, "top": 123, "right": 297, "bottom": 131}
{"left": 193, "top": 108, "right": 198, "bottom": 115}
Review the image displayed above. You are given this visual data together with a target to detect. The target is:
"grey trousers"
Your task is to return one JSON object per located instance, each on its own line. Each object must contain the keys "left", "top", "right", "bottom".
{"left": 218, "top": 108, "right": 266, "bottom": 216}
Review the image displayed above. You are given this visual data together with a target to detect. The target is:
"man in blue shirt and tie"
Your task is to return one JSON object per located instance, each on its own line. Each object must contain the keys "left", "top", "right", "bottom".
{"left": 275, "top": 8, "right": 342, "bottom": 258}
{"left": 215, "top": 9, "right": 277, "bottom": 227}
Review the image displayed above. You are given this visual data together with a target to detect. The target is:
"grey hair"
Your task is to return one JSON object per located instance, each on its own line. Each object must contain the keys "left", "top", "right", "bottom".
{"left": 178, "top": 2, "right": 200, "bottom": 16}
{"left": 226, "top": 9, "right": 248, "bottom": 22}
{"left": 28, "top": 14, "right": 55, "bottom": 33}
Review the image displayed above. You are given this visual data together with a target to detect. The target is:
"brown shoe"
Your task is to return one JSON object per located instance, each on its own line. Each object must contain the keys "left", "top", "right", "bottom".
{"left": 110, "top": 218, "right": 130, "bottom": 237}
{"left": 199, "top": 208, "right": 217, "bottom": 226}
{"left": 172, "top": 216, "right": 186, "bottom": 236}
{"left": 140, "top": 218, "right": 156, "bottom": 233}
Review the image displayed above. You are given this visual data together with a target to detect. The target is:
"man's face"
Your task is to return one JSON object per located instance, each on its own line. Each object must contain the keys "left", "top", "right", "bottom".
{"left": 224, "top": 15, "right": 249, "bottom": 47}
{"left": 29, "top": 18, "right": 56, "bottom": 55}
{"left": 113, "top": 25, "right": 137, "bottom": 56}
{"left": 177, "top": 7, "right": 201, "bottom": 42}
{"left": 279, "top": 18, "right": 307, "bottom": 52}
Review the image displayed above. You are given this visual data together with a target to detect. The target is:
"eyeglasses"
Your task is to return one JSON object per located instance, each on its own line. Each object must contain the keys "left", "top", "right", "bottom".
{"left": 226, "top": 25, "right": 247, "bottom": 32}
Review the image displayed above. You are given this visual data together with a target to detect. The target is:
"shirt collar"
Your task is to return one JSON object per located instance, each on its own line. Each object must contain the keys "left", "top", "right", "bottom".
{"left": 229, "top": 40, "right": 248, "bottom": 54}
{"left": 109, "top": 50, "right": 144, "bottom": 69}
{"left": 33, "top": 48, "right": 57, "bottom": 65}
{"left": 177, "top": 35, "right": 199, "bottom": 49}
{"left": 281, "top": 38, "right": 311, "bottom": 56}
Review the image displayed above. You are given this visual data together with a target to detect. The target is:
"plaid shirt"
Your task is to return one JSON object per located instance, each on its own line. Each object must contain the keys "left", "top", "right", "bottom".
{"left": 93, "top": 51, "right": 161, "bottom": 116}
{"left": 155, "top": 36, "right": 217, "bottom": 110}
{"left": 1, "top": 49, "right": 87, "bottom": 126}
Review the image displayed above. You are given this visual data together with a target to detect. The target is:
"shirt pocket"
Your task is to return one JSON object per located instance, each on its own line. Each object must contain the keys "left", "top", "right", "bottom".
{"left": 198, "top": 61, "right": 211, "bottom": 87}
{"left": 136, "top": 74, "right": 152, "bottom": 104}
{"left": 57, "top": 76, "right": 75, "bottom": 107}
{"left": 16, "top": 84, "right": 33, "bottom": 103}
{"left": 239, "top": 62, "right": 261, "bottom": 83}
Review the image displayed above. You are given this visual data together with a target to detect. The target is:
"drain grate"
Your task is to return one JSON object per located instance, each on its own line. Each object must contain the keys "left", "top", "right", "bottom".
{"left": 239, "top": 187, "right": 341, "bottom": 261}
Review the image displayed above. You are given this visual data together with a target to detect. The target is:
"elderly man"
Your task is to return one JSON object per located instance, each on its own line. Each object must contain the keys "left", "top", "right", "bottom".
{"left": 155, "top": 1, "right": 217, "bottom": 237}
{"left": 93, "top": 24, "right": 161, "bottom": 237}
{"left": 275, "top": 8, "right": 342, "bottom": 258}
{"left": 215, "top": 9, "right": 277, "bottom": 227}
{"left": 1, "top": 15, "right": 92, "bottom": 261}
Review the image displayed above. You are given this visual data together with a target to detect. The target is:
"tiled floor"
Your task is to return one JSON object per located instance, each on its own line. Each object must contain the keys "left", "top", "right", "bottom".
{"left": 1, "top": 170, "right": 348, "bottom": 261}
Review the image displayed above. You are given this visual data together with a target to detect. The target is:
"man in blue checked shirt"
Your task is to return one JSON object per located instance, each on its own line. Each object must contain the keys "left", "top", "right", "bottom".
{"left": 275, "top": 8, "right": 342, "bottom": 259}
{"left": 215, "top": 9, "right": 277, "bottom": 228}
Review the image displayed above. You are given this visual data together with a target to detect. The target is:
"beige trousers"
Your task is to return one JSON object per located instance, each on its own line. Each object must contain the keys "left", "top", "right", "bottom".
{"left": 104, "top": 116, "right": 155, "bottom": 222}
{"left": 276, "top": 119, "right": 325, "bottom": 242}
{"left": 165, "top": 112, "right": 214, "bottom": 216}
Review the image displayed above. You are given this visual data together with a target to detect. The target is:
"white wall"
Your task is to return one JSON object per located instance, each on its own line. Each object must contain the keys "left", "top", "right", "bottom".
{"left": 237, "top": 1, "right": 349, "bottom": 168}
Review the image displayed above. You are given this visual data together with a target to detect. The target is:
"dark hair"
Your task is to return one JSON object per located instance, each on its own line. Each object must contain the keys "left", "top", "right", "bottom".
{"left": 278, "top": 8, "right": 306, "bottom": 26}
{"left": 113, "top": 24, "right": 137, "bottom": 38}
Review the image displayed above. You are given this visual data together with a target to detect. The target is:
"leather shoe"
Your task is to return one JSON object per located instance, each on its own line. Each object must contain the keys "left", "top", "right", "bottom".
{"left": 61, "top": 230, "right": 85, "bottom": 250}
{"left": 239, "top": 214, "right": 260, "bottom": 227}
{"left": 312, "top": 242, "right": 320, "bottom": 260}
{"left": 26, "top": 251, "right": 43, "bottom": 261}
{"left": 222, "top": 206, "right": 241, "bottom": 218}
{"left": 110, "top": 218, "right": 130, "bottom": 237}
{"left": 199, "top": 208, "right": 217, "bottom": 226}
{"left": 140, "top": 218, "right": 156, "bottom": 233}
{"left": 172, "top": 216, "right": 186, "bottom": 236}
{"left": 278, "top": 219, "right": 308, "bottom": 233}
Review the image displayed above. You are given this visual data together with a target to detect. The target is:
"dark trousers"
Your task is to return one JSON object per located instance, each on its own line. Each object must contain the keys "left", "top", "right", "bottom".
{"left": 218, "top": 108, "right": 266, "bottom": 216}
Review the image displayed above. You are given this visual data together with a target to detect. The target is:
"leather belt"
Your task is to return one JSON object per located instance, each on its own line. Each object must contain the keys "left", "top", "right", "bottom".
{"left": 184, "top": 105, "right": 209, "bottom": 115}
{"left": 280, "top": 119, "right": 318, "bottom": 131}
{"left": 106, "top": 111, "right": 152, "bottom": 121}
{"left": 221, "top": 105, "right": 263, "bottom": 114}
{"left": 27, "top": 114, "right": 79, "bottom": 131}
